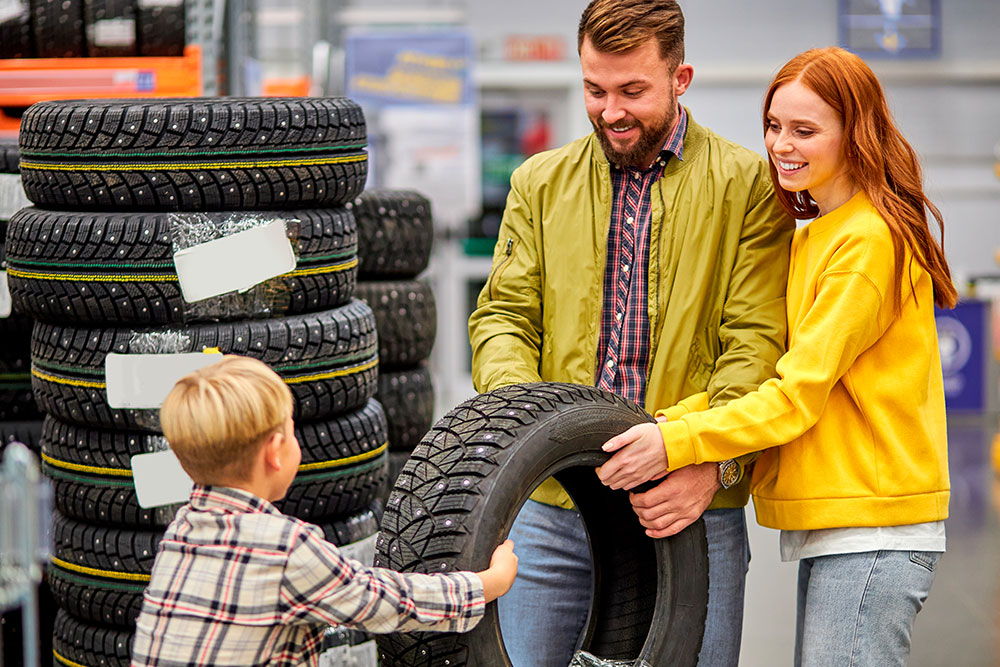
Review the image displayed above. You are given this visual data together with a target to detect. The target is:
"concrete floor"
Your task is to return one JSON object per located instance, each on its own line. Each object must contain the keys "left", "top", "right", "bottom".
{"left": 740, "top": 418, "right": 1000, "bottom": 666}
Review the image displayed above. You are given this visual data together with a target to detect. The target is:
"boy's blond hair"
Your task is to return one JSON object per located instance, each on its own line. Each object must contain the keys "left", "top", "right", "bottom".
{"left": 160, "top": 355, "right": 293, "bottom": 483}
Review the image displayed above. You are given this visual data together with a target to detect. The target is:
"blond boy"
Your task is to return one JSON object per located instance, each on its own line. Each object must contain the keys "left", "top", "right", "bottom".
{"left": 131, "top": 355, "right": 517, "bottom": 667}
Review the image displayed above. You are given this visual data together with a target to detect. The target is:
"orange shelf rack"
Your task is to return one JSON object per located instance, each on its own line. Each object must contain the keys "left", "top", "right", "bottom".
{"left": 0, "top": 45, "right": 203, "bottom": 133}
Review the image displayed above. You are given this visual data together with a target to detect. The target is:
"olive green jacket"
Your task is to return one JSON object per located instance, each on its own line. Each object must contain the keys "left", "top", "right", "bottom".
{"left": 468, "top": 110, "right": 794, "bottom": 509}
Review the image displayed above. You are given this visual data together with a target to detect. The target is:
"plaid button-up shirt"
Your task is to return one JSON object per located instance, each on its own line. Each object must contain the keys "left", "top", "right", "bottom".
{"left": 596, "top": 106, "right": 687, "bottom": 406}
{"left": 131, "top": 486, "right": 484, "bottom": 667}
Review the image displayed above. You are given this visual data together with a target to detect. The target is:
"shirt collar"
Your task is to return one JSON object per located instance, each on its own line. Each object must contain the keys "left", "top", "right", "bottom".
{"left": 189, "top": 484, "right": 279, "bottom": 515}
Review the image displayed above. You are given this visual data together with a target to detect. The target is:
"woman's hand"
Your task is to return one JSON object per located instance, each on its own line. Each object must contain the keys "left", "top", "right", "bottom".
{"left": 597, "top": 423, "right": 668, "bottom": 490}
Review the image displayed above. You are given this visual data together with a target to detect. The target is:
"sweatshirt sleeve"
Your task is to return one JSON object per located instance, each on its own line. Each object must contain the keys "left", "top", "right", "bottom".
{"left": 660, "top": 264, "right": 890, "bottom": 470}
{"left": 281, "top": 525, "right": 485, "bottom": 634}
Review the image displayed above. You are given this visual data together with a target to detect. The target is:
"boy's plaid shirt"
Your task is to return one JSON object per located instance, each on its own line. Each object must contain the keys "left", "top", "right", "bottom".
{"left": 131, "top": 485, "right": 484, "bottom": 667}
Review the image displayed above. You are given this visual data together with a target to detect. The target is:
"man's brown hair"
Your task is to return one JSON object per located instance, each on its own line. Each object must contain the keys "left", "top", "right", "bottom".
{"left": 578, "top": 0, "right": 685, "bottom": 66}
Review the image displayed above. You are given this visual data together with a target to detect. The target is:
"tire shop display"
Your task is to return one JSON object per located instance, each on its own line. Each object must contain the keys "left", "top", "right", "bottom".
{"left": 0, "top": 0, "right": 186, "bottom": 60}
{"left": 349, "top": 189, "right": 437, "bottom": 493}
{"left": 0, "top": 138, "right": 55, "bottom": 667}
{"left": 1, "top": 139, "right": 42, "bottom": 449}
{"left": 375, "top": 382, "right": 710, "bottom": 667}
{"left": 18, "top": 97, "right": 367, "bottom": 211}
{"left": 6, "top": 96, "right": 389, "bottom": 666}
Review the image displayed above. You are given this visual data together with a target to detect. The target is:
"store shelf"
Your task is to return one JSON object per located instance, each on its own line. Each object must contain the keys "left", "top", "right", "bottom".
{"left": 0, "top": 44, "right": 203, "bottom": 108}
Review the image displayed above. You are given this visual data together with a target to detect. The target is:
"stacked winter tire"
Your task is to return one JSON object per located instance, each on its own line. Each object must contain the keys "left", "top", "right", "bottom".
{"left": 349, "top": 189, "right": 437, "bottom": 492}
{"left": 0, "top": 139, "right": 41, "bottom": 453}
{"left": 5, "top": 97, "right": 388, "bottom": 666}
{"left": 0, "top": 0, "right": 186, "bottom": 60}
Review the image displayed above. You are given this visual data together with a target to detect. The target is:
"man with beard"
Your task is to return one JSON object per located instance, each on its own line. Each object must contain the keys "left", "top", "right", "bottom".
{"left": 468, "top": 0, "right": 794, "bottom": 665}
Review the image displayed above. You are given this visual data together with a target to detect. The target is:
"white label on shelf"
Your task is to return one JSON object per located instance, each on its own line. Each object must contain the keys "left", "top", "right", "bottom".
{"left": 0, "top": 1, "right": 27, "bottom": 23}
{"left": 318, "top": 645, "right": 350, "bottom": 667}
{"left": 173, "top": 220, "right": 296, "bottom": 303}
{"left": 339, "top": 533, "right": 378, "bottom": 567}
{"left": 132, "top": 448, "right": 193, "bottom": 508}
{"left": 0, "top": 173, "right": 31, "bottom": 220}
{"left": 137, "top": 0, "right": 184, "bottom": 7}
{"left": 105, "top": 351, "right": 223, "bottom": 409}
{"left": 351, "top": 641, "right": 378, "bottom": 667}
{"left": 91, "top": 18, "right": 136, "bottom": 47}
{"left": 0, "top": 271, "right": 11, "bottom": 318}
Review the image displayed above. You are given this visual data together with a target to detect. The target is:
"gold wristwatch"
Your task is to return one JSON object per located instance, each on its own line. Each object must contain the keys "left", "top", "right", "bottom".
{"left": 718, "top": 459, "right": 740, "bottom": 489}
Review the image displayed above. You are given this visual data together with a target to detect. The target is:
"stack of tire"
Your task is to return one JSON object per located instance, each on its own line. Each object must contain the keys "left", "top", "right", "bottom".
{"left": 0, "top": 139, "right": 42, "bottom": 454}
{"left": 5, "top": 97, "right": 388, "bottom": 667}
{"left": 0, "top": 137, "right": 56, "bottom": 667}
{"left": 0, "top": 0, "right": 186, "bottom": 60}
{"left": 350, "top": 189, "right": 437, "bottom": 493}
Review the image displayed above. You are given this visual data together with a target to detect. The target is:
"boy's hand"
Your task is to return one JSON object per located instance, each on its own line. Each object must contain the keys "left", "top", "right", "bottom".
{"left": 597, "top": 423, "right": 668, "bottom": 490}
{"left": 477, "top": 539, "right": 518, "bottom": 603}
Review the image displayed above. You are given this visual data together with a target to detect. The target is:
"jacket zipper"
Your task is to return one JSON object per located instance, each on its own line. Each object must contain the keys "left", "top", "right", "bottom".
{"left": 488, "top": 237, "right": 517, "bottom": 300}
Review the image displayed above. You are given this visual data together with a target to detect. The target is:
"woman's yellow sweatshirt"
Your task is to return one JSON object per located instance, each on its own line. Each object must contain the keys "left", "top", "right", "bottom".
{"left": 657, "top": 192, "right": 950, "bottom": 530}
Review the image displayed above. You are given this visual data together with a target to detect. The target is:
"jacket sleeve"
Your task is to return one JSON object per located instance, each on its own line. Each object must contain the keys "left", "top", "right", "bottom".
{"left": 707, "top": 169, "right": 794, "bottom": 408}
{"left": 660, "top": 250, "right": 891, "bottom": 469}
{"left": 468, "top": 161, "right": 545, "bottom": 393}
{"left": 704, "top": 169, "right": 794, "bottom": 475}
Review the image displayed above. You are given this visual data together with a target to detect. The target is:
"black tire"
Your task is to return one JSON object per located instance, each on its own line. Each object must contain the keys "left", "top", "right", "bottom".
{"left": 42, "top": 399, "right": 388, "bottom": 527}
{"left": 1, "top": 419, "right": 44, "bottom": 451}
{"left": 0, "top": 2, "right": 32, "bottom": 59}
{"left": 5, "top": 206, "right": 358, "bottom": 324}
{"left": 18, "top": 98, "right": 367, "bottom": 211}
{"left": 137, "top": 1, "right": 184, "bottom": 57}
{"left": 375, "top": 382, "right": 708, "bottom": 667}
{"left": 354, "top": 280, "right": 436, "bottom": 367}
{"left": 0, "top": 310, "right": 41, "bottom": 421}
{"left": 0, "top": 138, "right": 19, "bottom": 173}
{"left": 30, "top": 301, "right": 378, "bottom": 430}
{"left": 83, "top": 0, "right": 137, "bottom": 58}
{"left": 1, "top": 577, "right": 56, "bottom": 667}
{"left": 31, "top": 0, "right": 86, "bottom": 58}
{"left": 52, "top": 608, "right": 132, "bottom": 667}
{"left": 47, "top": 511, "right": 157, "bottom": 627}
{"left": 349, "top": 189, "right": 433, "bottom": 278}
{"left": 377, "top": 364, "right": 434, "bottom": 451}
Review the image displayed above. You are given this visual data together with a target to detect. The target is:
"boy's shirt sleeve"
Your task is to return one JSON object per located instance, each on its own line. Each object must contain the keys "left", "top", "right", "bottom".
{"left": 280, "top": 524, "right": 485, "bottom": 634}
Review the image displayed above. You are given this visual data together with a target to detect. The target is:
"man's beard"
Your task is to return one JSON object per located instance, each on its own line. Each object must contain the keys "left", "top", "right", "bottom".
{"left": 592, "top": 105, "right": 676, "bottom": 168}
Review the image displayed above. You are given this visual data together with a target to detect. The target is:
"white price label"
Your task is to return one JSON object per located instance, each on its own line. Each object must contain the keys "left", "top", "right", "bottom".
{"left": 0, "top": 271, "right": 11, "bottom": 318}
{"left": 339, "top": 533, "right": 378, "bottom": 567}
{"left": 131, "top": 448, "right": 193, "bottom": 508}
{"left": 351, "top": 641, "right": 378, "bottom": 667}
{"left": 173, "top": 220, "right": 296, "bottom": 303}
{"left": 137, "top": 0, "right": 184, "bottom": 7}
{"left": 91, "top": 18, "right": 135, "bottom": 47}
{"left": 105, "top": 351, "right": 223, "bottom": 409}
{"left": 0, "top": 173, "right": 31, "bottom": 220}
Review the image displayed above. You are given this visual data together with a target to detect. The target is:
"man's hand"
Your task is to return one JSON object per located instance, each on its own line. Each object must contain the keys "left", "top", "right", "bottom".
{"left": 597, "top": 423, "right": 668, "bottom": 490}
{"left": 629, "top": 463, "right": 720, "bottom": 538}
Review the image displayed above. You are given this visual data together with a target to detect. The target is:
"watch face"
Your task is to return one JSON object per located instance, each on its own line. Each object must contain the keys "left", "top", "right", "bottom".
{"left": 720, "top": 461, "right": 739, "bottom": 489}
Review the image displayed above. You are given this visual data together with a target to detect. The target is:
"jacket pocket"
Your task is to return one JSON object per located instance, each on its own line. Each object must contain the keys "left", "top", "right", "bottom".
{"left": 488, "top": 237, "right": 518, "bottom": 301}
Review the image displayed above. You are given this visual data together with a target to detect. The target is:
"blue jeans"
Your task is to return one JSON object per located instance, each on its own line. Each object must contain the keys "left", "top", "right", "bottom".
{"left": 794, "top": 550, "right": 940, "bottom": 667}
{"left": 497, "top": 500, "right": 749, "bottom": 667}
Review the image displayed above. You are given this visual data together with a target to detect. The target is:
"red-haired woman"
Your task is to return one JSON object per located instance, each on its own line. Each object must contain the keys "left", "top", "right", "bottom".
{"left": 598, "top": 46, "right": 955, "bottom": 665}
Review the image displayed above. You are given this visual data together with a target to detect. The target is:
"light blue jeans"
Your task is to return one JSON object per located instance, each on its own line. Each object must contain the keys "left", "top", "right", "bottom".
{"left": 497, "top": 500, "right": 749, "bottom": 667}
{"left": 794, "top": 550, "right": 940, "bottom": 667}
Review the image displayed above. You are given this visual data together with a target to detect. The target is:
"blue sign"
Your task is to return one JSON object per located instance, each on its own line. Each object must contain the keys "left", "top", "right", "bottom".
{"left": 840, "top": 0, "right": 941, "bottom": 59}
{"left": 936, "top": 300, "right": 987, "bottom": 412}
{"left": 344, "top": 31, "right": 473, "bottom": 107}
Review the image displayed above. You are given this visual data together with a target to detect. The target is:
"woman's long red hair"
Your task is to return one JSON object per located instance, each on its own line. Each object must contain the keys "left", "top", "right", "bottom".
{"left": 763, "top": 47, "right": 957, "bottom": 309}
